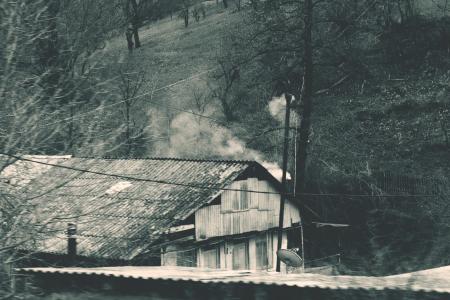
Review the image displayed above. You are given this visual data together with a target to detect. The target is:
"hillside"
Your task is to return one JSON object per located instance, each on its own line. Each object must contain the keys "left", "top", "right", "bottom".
{"left": 82, "top": 2, "right": 450, "bottom": 179}
{"left": 84, "top": 5, "right": 257, "bottom": 159}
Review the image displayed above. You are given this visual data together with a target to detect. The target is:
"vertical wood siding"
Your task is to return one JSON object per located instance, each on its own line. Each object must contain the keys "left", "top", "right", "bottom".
{"left": 195, "top": 178, "right": 300, "bottom": 240}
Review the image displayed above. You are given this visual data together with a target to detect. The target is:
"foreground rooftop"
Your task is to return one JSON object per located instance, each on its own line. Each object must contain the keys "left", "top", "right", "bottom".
{"left": 18, "top": 265, "right": 450, "bottom": 294}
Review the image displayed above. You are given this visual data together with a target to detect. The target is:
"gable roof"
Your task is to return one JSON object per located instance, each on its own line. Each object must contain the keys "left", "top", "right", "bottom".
{"left": 1, "top": 156, "right": 279, "bottom": 261}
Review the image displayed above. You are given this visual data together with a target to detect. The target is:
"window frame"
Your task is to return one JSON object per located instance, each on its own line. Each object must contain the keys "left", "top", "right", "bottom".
{"left": 176, "top": 248, "right": 197, "bottom": 267}
{"left": 201, "top": 245, "right": 220, "bottom": 269}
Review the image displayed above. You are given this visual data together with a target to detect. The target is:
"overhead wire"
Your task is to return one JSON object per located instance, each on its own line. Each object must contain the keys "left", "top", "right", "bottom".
{"left": 0, "top": 152, "right": 441, "bottom": 199}
{"left": 24, "top": 68, "right": 221, "bottom": 131}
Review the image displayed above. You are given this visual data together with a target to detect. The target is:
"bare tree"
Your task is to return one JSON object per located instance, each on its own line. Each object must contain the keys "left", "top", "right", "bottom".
{"left": 180, "top": 0, "right": 190, "bottom": 27}
{"left": 210, "top": 59, "right": 240, "bottom": 121}
{"left": 123, "top": 0, "right": 142, "bottom": 48}
{"left": 0, "top": 1, "right": 125, "bottom": 295}
{"left": 116, "top": 62, "right": 148, "bottom": 157}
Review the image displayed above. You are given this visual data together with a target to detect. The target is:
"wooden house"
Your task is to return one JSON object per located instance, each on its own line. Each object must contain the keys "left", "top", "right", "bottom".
{"left": 0, "top": 156, "right": 301, "bottom": 270}
{"left": 161, "top": 171, "right": 301, "bottom": 271}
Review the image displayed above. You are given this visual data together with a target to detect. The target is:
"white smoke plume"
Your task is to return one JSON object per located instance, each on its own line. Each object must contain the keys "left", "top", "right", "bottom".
{"left": 149, "top": 105, "right": 290, "bottom": 181}
{"left": 260, "top": 161, "right": 291, "bottom": 182}
{"left": 268, "top": 94, "right": 287, "bottom": 123}
{"left": 268, "top": 93, "right": 298, "bottom": 123}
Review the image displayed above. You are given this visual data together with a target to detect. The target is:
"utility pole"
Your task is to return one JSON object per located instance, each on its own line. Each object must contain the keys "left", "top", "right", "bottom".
{"left": 276, "top": 93, "right": 292, "bottom": 272}
{"left": 295, "top": 0, "right": 314, "bottom": 194}
{"left": 294, "top": 0, "right": 314, "bottom": 273}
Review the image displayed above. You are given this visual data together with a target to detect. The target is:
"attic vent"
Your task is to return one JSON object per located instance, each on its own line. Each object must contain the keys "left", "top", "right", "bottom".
{"left": 105, "top": 181, "right": 132, "bottom": 195}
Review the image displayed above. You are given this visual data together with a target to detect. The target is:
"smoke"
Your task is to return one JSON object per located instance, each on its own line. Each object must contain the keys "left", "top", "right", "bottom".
{"left": 268, "top": 94, "right": 287, "bottom": 123}
{"left": 260, "top": 161, "right": 291, "bottom": 182}
{"left": 266, "top": 93, "right": 300, "bottom": 181}
{"left": 268, "top": 93, "right": 298, "bottom": 123}
{"left": 148, "top": 105, "right": 290, "bottom": 181}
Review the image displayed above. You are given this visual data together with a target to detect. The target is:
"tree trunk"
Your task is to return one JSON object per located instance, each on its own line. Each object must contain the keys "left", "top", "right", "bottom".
{"left": 68, "top": 104, "right": 75, "bottom": 152}
{"left": 184, "top": 8, "right": 189, "bottom": 27}
{"left": 129, "top": 0, "right": 141, "bottom": 48}
{"left": 40, "top": 0, "right": 61, "bottom": 98}
{"left": 223, "top": 0, "right": 228, "bottom": 9}
{"left": 126, "top": 101, "right": 131, "bottom": 156}
{"left": 295, "top": 0, "right": 314, "bottom": 194}
{"left": 132, "top": 26, "right": 141, "bottom": 48}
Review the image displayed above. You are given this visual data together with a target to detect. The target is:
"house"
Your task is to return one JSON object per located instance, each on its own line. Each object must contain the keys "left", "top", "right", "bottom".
{"left": 0, "top": 156, "right": 301, "bottom": 270}
{"left": 161, "top": 164, "right": 301, "bottom": 271}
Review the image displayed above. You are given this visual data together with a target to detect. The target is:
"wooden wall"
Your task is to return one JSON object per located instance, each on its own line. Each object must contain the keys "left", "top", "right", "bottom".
{"left": 195, "top": 231, "right": 288, "bottom": 271}
{"left": 195, "top": 178, "right": 300, "bottom": 241}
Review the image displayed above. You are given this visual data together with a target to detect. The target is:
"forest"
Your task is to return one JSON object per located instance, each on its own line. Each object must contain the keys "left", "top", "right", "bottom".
{"left": 1, "top": 0, "right": 449, "bottom": 296}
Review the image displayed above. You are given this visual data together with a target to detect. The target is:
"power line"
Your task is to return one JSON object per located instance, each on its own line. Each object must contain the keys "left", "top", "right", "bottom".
{"left": 0, "top": 153, "right": 441, "bottom": 199}
{"left": 0, "top": 152, "right": 283, "bottom": 196}
{"left": 30, "top": 68, "right": 220, "bottom": 130}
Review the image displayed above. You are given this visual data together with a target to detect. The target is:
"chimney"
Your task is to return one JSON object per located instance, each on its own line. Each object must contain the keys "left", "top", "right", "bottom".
{"left": 67, "top": 223, "right": 77, "bottom": 265}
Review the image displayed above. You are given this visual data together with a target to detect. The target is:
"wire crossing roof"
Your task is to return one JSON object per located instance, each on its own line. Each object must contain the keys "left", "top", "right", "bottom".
{"left": 2, "top": 156, "right": 272, "bottom": 260}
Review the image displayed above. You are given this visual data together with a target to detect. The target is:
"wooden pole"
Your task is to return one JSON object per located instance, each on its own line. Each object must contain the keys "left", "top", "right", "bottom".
{"left": 294, "top": 0, "right": 314, "bottom": 272}
{"left": 276, "top": 94, "right": 292, "bottom": 272}
{"left": 295, "top": 0, "right": 314, "bottom": 194}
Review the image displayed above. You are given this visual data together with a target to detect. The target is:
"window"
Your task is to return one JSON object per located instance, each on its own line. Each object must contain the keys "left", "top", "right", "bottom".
{"left": 232, "top": 241, "right": 249, "bottom": 270}
{"left": 240, "top": 181, "right": 249, "bottom": 210}
{"left": 202, "top": 247, "right": 220, "bottom": 269}
{"left": 232, "top": 181, "right": 249, "bottom": 211}
{"left": 176, "top": 249, "right": 197, "bottom": 267}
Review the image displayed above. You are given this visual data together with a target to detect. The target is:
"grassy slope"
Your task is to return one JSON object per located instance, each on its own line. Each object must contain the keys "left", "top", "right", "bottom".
{"left": 312, "top": 73, "right": 450, "bottom": 179}
{"left": 98, "top": 4, "right": 239, "bottom": 113}
{"left": 84, "top": 4, "right": 250, "bottom": 157}
{"left": 92, "top": 3, "right": 448, "bottom": 179}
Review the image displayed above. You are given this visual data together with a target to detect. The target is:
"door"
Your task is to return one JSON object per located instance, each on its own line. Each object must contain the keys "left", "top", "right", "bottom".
{"left": 256, "top": 237, "right": 269, "bottom": 270}
{"left": 202, "top": 247, "right": 219, "bottom": 269}
{"left": 232, "top": 242, "right": 249, "bottom": 270}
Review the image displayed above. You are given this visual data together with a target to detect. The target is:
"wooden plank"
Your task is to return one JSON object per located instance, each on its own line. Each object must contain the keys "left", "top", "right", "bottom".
{"left": 240, "top": 180, "right": 249, "bottom": 209}
{"left": 165, "top": 224, "right": 194, "bottom": 234}
{"left": 231, "top": 181, "right": 240, "bottom": 211}
{"left": 219, "top": 243, "right": 226, "bottom": 269}
{"left": 232, "top": 213, "right": 240, "bottom": 234}
{"left": 221, "top": 190, "right": 232, "bottom": 213}
{"left": 258, "top": 180, "right": 270, "bottom": 210}
{"left": 248, "top": 178, "right": 259, "bottom": 209}
{"left": 268, "top": 184, "right": 280, "bottom": 212}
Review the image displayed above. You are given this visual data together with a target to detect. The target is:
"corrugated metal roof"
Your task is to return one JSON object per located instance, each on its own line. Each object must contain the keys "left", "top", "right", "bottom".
{"left": 0, "top": 155, "right": 71, "bottom": 188}
{"left": 5, "top": 157, "right": 260, "bottom": 260}
{"left": 17, "top": 265, "right": 450, "bottom": 294}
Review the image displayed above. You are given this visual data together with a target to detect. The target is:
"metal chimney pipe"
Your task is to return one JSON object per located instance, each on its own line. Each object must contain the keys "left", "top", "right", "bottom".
{"left": 67, "top": 223, "right": 77, "bottom": 265}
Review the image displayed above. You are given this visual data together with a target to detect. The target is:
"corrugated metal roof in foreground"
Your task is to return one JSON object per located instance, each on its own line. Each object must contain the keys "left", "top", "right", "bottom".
{"left": 12, "top": 157, "right": 256, "bottom": 261}
{"left": 18, "top": 265, "right": 450, "bottom": 294}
